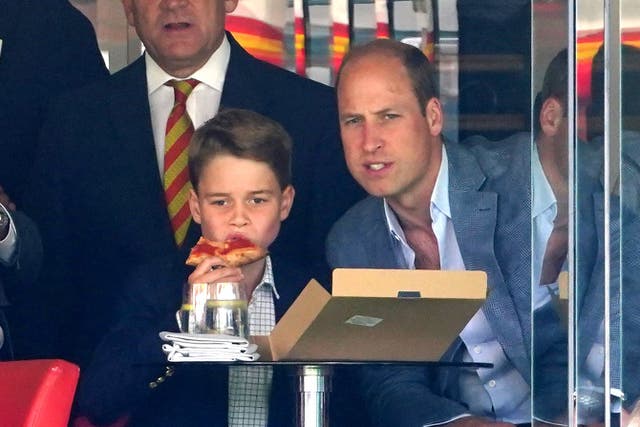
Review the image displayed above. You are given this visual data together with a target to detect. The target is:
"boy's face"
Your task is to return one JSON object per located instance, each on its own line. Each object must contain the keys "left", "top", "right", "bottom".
{"left": 189, "top": 154, "right": 294, "bottom": 249}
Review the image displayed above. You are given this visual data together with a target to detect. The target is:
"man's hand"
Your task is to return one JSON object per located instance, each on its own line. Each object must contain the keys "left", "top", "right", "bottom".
{"left": 0, "top": 186, "right": 16, "bottom": 212}
{"left": 445, "top": 417, "right": 516, "bottom": 427}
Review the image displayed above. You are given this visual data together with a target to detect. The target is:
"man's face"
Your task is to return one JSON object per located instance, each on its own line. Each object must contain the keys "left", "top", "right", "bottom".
{"left": 122, "top": 0, "right": 239, "bottom": 77}
{"left": 189, "top": 154, "right": 294, "bottom": 250}
{"left": 337, "top": 54, "right": 442, "bottom": 201}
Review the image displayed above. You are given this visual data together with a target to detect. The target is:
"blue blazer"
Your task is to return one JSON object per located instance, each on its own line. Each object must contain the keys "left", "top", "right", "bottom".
{"left": 21, "top": 33, "right": 364, "bottom": 364}
{"left": 326, "top": 136, "right": 565, "bottom": 425}
{"left": 575, "top": 138, "right": 640, "bottom": 412}
{"left": 74, "top": 251, "right": 316, "bottom": 427}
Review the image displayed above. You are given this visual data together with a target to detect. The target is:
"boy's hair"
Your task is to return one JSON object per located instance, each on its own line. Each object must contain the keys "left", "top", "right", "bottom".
{"left": 188, "top": 108, "right": 293, "bottom": 192}
{"left": 336, "top": 38, "right": 439, "bottom": 115}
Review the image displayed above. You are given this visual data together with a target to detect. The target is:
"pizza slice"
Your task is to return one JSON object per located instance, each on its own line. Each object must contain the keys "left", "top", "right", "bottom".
{"left": 185, "top": 236, "right": 268, "bottom": 267}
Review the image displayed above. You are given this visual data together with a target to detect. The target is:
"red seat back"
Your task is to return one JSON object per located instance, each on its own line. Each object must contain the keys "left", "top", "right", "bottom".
{"left": 0, "top": 359, "right": 80, "bottom": 427}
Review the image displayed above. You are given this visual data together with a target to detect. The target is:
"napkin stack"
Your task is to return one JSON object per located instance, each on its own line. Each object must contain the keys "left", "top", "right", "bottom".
{"left": 159, "top": 331, "right": 260, "bottom": 362}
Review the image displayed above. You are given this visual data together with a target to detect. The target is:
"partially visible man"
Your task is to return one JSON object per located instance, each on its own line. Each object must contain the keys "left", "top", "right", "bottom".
{"left": 0, "top": 0, "right": 107, "bottom": 360}
{"left": 0, "top": 186, "right": 42, "bottom": 360}
{"left": 327, "top": 38, "right": 563, "bottom": 427}
{"left": 23, "top": 0, "right": 363, "bottom": 366}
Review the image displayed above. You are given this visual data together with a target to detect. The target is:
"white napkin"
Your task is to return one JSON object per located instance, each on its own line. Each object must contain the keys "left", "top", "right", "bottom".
{"left": 159, "top": 331, "right": 260, "bottom": 362}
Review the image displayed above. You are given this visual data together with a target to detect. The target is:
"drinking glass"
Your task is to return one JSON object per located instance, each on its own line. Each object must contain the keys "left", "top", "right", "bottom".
{"left": 205, "top": 282, "right": 249, "bottom": 338}
{"left": 176, "top": 282, "right": 209, "bottom": 333}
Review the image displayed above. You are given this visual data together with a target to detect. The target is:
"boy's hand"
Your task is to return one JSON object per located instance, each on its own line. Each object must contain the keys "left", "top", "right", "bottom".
{"left": 187, "top": 256, "right": 244, "bottom": 285}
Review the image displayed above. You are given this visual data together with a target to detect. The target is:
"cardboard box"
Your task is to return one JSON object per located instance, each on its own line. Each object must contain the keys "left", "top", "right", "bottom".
{"left": 255, "top": 268, "right": 487, "bottom": 362}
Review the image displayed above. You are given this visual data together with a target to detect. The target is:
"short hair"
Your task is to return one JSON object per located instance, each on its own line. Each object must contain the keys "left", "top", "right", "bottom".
{"left": 188, "top": 108, "right": 293, "bottom": 192}
{"left": 336, "top": 38, "right": 439, "bottom": 115}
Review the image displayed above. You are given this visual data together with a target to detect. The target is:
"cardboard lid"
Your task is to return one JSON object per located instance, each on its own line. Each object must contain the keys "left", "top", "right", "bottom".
{"left": 265, "top": 269, "right": 488, "bottom": 362}
{"left": 332, "top": 268, "right": 487, "bottom": 298}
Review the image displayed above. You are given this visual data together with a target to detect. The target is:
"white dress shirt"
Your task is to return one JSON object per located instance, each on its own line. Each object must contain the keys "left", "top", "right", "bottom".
{"left": 383, "top": 146, "right": 530, "bottom": 424}
{"left": 146, "top": 36, "right": 230, "bottom": 176}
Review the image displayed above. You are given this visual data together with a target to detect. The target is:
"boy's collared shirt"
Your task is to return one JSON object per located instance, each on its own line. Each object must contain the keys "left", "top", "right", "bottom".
{"left": 383, "top": 146, "right": 530, "bottom": 424}
{"left": 228, "top": 256, "right": 278, "bottom": 427}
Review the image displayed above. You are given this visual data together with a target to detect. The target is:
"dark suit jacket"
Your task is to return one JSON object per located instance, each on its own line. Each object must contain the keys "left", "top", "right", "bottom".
{"left": 0, "top": 210, "right": 42, "bottom": 360}
{"left": 0, "top": 0, "right": 107, "bottom": 361}
{"left": 326, "top": 136, "right": 565, "bottom": 426}
{"left": 74, "top": 251, "right": 314, "bottom": 427}
{"left": 21, "top": 33, "right": 364, "bottom": 365}
{"left": 0, "top": 0, "right": 108, "bottom": 207}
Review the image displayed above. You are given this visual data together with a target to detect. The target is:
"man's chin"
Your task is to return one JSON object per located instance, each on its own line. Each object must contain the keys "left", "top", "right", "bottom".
{"left": 359, "top": 184, "right": 391, "bottom": 199}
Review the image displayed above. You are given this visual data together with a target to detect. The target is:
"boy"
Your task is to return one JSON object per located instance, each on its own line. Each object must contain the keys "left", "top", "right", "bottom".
{"left": 74, "top": 109, "right": 313, "bottom": 427}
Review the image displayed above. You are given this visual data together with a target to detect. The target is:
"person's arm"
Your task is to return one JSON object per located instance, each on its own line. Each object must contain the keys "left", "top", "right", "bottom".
{"left": 73, "top": 257, "right": 182, "bottom": 424}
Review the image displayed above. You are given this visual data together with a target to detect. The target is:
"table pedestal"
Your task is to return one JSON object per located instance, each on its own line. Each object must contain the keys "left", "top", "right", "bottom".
{"left": 296, "top": 365, "right": 333, "bottom": 427}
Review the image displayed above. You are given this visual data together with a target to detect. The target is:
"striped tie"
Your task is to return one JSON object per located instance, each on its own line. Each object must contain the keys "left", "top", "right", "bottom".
{"left": 164, "top": 78, "right": 199, "bottom": 246}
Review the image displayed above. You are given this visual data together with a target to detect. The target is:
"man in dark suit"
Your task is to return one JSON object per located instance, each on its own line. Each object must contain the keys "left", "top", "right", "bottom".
{"left": 0, "top": 0, "right": 108, "bottom": 360}
{"left": 22, "top": 0, "right": 363, "bottom": 366}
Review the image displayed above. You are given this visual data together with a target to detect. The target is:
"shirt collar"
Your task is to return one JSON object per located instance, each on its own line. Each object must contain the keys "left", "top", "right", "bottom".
{"left": 145, "top": 35, "right": 230, "bottom": 95}
{"left": 430, "top": 145, "right": 451, "bottom": 218}
{"left": 253, "top": 255, "right": 280, "bottom": 300}
{"left": 383, "top": 145, "right": 449, "bottom": 239}
{"left": 532, "top": 144, "right": 556, "bottom": 218}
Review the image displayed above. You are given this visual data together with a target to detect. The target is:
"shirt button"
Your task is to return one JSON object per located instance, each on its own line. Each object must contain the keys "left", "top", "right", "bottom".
{"left": 488, "top": 379, "right": 496, "bottom": 388}
{"left": 473, "top": 345, "right": 482, "bottom": 354}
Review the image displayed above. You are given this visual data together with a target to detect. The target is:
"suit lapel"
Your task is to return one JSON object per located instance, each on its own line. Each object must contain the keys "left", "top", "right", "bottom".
{"left": 577, "top": 192, "right": 606, "bottom": 358}
{"left": 447, "top": 141, "right": 529, "bottom": 376}
{"left": 108, "top": 57, "right": 157, "bottom": 177}
{"left": 106, "top": 57, "right": 179, "bottom": 253}
{"left": 365, "top": 200, "right": 407, "bottom": 268}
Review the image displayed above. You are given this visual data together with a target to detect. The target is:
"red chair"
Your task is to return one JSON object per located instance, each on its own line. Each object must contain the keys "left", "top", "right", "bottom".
{"left": 0, "top": 359, "right": 80, "bottom": 427}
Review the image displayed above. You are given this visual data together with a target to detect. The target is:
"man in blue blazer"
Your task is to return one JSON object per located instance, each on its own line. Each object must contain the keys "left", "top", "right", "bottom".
{"left": 327, "top": 38, "right": 564, "bottom": 426}
{"left": 22, "top": 0, "right": 363, "bottom": 366}
{"left": 547, "top": 47, "right": 640, "bottom": 421}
